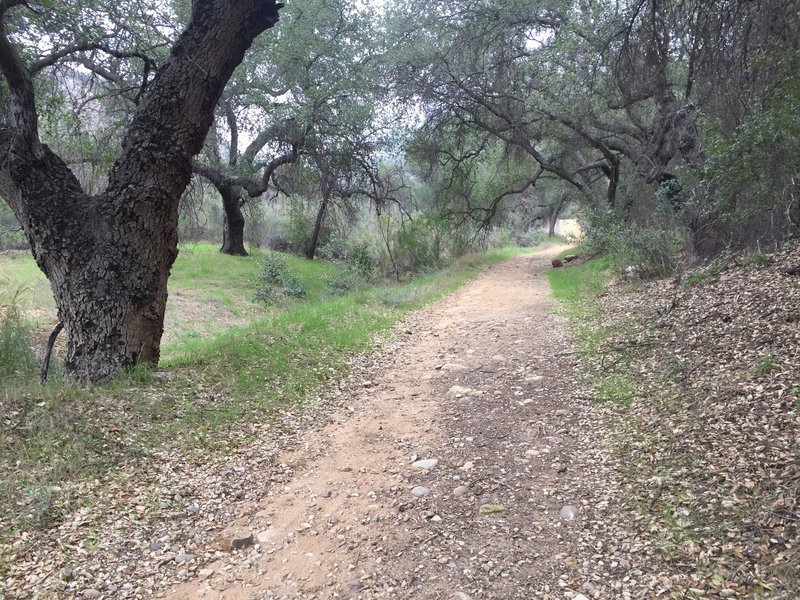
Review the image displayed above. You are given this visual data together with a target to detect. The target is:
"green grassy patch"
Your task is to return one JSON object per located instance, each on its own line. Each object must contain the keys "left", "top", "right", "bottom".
{"left": 0, "top": 251, "right": 55, "bottom": 318}
{"left": 546, "top": 253, "right": 642, "bottom": 410}
{"left": 547, "top": 252, "right": 615, "bottom": 357}
{"left": 596, "top": 373, "right": 635, "bottom": 406}
{"left": 548, "top": 254, "right": 614, "bottom": 304}
{"left": 753, "top": 353, "right": 778, "bottom": 376}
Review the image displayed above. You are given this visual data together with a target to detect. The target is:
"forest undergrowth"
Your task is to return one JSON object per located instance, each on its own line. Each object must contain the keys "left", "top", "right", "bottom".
{"left": 553, "top": 243, "right": 800, "bottom": 597}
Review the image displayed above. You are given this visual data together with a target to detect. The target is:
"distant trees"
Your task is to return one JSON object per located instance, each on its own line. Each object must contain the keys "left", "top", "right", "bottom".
{"left": 384, "top": 0, "right": 799, "bottom": 256}
{"left": 192, "top": 0, "right": 384, "bottom": 256}
{"left": 0, "top": 0, "right": 284, "bottom": 383}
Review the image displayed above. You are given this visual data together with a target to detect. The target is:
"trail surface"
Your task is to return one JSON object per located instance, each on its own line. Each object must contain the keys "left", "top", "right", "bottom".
{"left": 162, "top": 246, "right": 598, "bottom": 600}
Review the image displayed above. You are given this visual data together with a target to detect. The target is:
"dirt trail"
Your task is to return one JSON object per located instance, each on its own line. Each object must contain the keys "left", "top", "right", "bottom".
{"left": 162, "top": 246, "right": 590, "bottom": 600}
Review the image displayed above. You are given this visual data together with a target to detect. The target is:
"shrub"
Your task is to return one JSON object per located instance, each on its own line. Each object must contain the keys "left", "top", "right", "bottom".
{"left": 516, "top": 228, "right": 544, "bottom": 247}
{"left": 394, "top": 216, "right": 444, "bottom": 273}
{"left": 327, "top": 268, "right": 364, "bottom": 296}
{"left": 253, "top": 284, "right": 285, "bottom": 306}
{"left": 582, "top": 207, "right": 679, "bottom": 278}
{"left": 264, "top": 234, "right": 293, "bottom": 252}
{"left": 253, "top": 253, "right": 306, "bottom": 303}
{"left": 259, "top": 252, "right": 288, "bottom": 285}
{"left": 486, "top": 225, "right": 515, "bottom": 249}
{"left": 618, "top": 226, "right": 679, "bottom": 278}
{"left": 346, "top": 241, "right": 375, "bottom": 279}
{"left": 280, "top": 273, "right": 306, "bottom": 298}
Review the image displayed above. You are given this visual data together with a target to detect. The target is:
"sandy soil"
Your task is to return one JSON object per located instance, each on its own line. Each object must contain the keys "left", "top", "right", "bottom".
{"left": 158, "top": 246, "right": 592, "bottom": 600}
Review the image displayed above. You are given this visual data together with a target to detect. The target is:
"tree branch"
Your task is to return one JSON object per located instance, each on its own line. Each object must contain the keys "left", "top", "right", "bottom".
{"left": 0, "top": 22, "right": 41, "bottom": 156}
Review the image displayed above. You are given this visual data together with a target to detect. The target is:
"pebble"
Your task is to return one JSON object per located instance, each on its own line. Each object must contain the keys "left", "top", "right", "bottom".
{"left": 453, "top": 485, "right": 470, "bottom": 497}
{"left": 441, "top": 363, "right": 469, "bottom": 371}
{"left": 411, "top": 486, "right": 431, "bottom": 497}
{"left": 451, "top": 593, "right": 473, "bottom": 600}
{"left": 346, "top": 579, "right": 364, "bottom": 590}
{"left": 573, "top": 594, "right": 591, "bottom": 600}
{"left": 82, "top": 590, "right": 101, "bottom": 599}
{"left": 448, "top": 385, "right": 482, "bottom": 397}
{"left": 187, "top": 503, "right": 200, "bottom": 514}
{"left": 175, "top": 553, "right": 197, "bottom": 563}
{"left": 228, "top": 528, "right": 254, "bottom": 550}
{"left": 412, "top": 458, "right": 438, "bottom": 469}
{"left": 559, "top": 505, "right": 580, "bottom": 520}
{"left": 256, "top": 530, "right": 274, "bottom": 544}
{"left": 149, "top": 541, "right": 163, "bottom": 551}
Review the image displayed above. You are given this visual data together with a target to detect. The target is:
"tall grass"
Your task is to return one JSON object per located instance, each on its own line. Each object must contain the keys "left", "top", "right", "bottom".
{"left": 546, "top": 248, "right": 632, "bottom": 400}
{"left": 0, "top": 303, "right": 38, "bottom": 381}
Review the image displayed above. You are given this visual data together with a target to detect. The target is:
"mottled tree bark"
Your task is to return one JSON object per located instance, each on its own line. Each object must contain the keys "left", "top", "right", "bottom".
{"left": 0, "top": 0, "right": 283, "bottom": 383}
{"left": 220, "top": 184, "right": 248, "bottom": 256}
{"left": 306, "top": 193, "right": 330, "bottom": 260}
{"left": 547, "top": 194, "right": 566, "bottom": 237}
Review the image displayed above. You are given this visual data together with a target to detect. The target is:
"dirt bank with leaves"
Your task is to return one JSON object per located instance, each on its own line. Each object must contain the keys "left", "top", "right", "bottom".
{"left": 578, "top": 245, "right": 800, "bottom": 598}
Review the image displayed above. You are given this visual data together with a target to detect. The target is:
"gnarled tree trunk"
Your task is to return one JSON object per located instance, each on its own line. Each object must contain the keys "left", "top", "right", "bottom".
{"left": 0, "top": 0, "right": 283, "bottom": 383}
{"left": 306, "top": 193, "right": 330, "bottom": 260}
{"left": 220, "top": 184, "right": 248, "bottom": 256}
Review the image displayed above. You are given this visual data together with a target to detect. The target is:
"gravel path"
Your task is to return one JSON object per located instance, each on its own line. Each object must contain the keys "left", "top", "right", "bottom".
{"left": 156, "top": 247, "right": 633, "bottom": 600}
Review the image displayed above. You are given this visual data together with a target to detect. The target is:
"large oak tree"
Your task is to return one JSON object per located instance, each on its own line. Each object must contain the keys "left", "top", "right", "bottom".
{"left": 0, "top": 0, "right": 283, "bottom": 383}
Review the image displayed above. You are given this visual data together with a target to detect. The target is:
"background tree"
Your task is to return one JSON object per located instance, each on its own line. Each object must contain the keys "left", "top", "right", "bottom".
{"left": 192, "top": 0, "right": 382, "bottom": 256}
{"left": 384, "top": 0, "right": 798, "bottom": 259}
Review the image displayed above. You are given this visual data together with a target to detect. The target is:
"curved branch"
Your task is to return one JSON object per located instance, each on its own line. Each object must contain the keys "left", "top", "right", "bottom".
{"left": 0, "top": 22, "right": 40, "bottom": 156}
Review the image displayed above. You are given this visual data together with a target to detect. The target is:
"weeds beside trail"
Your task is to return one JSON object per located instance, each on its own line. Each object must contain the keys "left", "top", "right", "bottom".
{"left": 549, "top": 244, "right": 800, "bottom": 598}
{"left": 0, "top": 243, "right": 548, "bottom": 542}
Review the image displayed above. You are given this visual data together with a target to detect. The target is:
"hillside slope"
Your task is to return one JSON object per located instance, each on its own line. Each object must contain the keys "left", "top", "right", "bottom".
{"left": 582, "top": 243, "right": 799, "bottom": 597}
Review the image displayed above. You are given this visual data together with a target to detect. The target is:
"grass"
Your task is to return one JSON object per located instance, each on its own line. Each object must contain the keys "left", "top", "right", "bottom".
{"left": 753, "top": 354, "right": 778, "bottom": 376}
{"left": 547, "top": 250, "right": 615, "bottom": 357}
{"left": 0, "top": 252, "right": 55, "bottom": 319}
{"left": 596, "top": 374, "right": 635, "bottom": 406}
{"left": 548, "top": 254, "right": 614, "bottom": 304}
{"left": 0, "top": 241, "right": 547, "bottom": 537}
{"left": 546, "top": 249, "right": 641, "bottom": 409}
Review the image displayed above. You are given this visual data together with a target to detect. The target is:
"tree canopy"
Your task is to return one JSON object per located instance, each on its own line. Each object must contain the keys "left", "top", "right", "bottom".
{"left": 1, "top": 0, "right": 797, "bottom": 382}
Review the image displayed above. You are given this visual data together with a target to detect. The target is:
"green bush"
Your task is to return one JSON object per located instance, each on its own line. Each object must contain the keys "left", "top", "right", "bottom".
{"left": 487, "top": 225, "right": 515, "bottom": 249}
{"left": 280, "top": 273, "right": 306, "bottom": 298}
{"left": 346, "top": 241, "right": 375, "bottom": 278}
{"left": 253, "top": 284, "right": 285, "bottom": 305}
{"left": 259, "top": 252, "right": 288, "bottom": 285}
{"left": 516, "top": 228, "right": 544, "bottom": 247}
{"left": 327, "top": 268, "right": 364, "bottom": 296}
{"left": 619, "top": 226, "right": 680, "bottom": 278}
{"left": 0, "top": 304, "right": 38, "bottom": 381}
{"left": 394, "top": 216, "right": 444, "bottom": 273}
{"left": 582, "top": 207, "right": 679, "bottom": 278}
{"left": 254, "top": 252, "right": 306, "bottom": 303}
